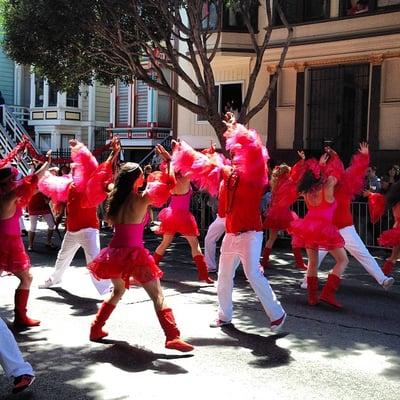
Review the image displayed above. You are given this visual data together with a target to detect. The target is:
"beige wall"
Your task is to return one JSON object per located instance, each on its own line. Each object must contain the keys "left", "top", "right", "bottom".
{"left": 379, "top": 58, "right": 400, "bottom": 149}
{"left": 95, "top": 82, "right": 111, "bottom": 123}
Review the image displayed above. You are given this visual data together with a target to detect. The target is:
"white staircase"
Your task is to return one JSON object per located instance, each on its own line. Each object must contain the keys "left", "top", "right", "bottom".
{"left": 0, "top": 105, "right": 37, "bottom": 175}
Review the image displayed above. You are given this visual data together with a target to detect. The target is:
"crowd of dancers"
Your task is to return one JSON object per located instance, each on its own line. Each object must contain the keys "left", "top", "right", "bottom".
{"left": 0, "top": 114, "right": 397, "bottom": 394}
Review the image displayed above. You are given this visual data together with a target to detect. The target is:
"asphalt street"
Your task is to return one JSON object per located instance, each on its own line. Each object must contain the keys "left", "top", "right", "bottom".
{"left": 1, "top": 221, "right": 399, "bottom": 400}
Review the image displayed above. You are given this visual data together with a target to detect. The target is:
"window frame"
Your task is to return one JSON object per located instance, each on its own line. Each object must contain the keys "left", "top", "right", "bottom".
{"left": 196, "top": 81, "right": 243, "bottom": 124}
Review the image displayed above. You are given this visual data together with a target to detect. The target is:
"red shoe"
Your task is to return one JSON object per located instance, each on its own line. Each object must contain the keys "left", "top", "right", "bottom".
{"left": 260, "top": 247, "right": 271, "bottom": 268}
{"left": 293, "top": 247, "right": 307, "bottom": 270}
{"left": 165, "top": 338, "right": 194, "bottom": 352}
{"left": 13, "top": 289, "right": 40, "bottom": 327}
{"left": 12, "top": 375, "right": 35, "bottom": 394}
{"left": 89, "top": 302, "right": 115, "bottom": 341}
{"left": 382, "top": 260, "right": 394, "bottom": 275}
{"left": 271, "top": 312, "right": 287, "bottom": 332}
{"left": 307, "top": 276, "right": 319, "bottom": 306}
{"left": 320, "top": 274, "right": 343, "bottom": 309}
{"left": 193, "top": 255, "right": 214, "bottom": 283}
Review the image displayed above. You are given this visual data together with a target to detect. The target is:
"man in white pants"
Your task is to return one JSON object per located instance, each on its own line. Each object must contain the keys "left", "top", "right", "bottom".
{"left": 38, "top": 139, "right": 117, "bottom": 295}
{"left": 0, "top": 318, "right": 35, "bottom": 393}
{"left": 301, "top": 144, "right": 394, "bottom": 290}
{"left": 208, "top": 123, "right": 286, "bottom": 331}
{"left": 38, "top": 183, "right": 110, "bottom": 294}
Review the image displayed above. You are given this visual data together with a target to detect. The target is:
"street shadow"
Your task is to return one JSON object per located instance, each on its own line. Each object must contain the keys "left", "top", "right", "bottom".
{"left": 36, "top": 288, "right": 101, "bottom": 316}
{"left": 91, "top": 339, "right": 192, "bottom": 374}
{"left": 187, "top": 325, "right": 292, "bottom": 369}
{"left": 221, "top": 325, "right": 293, "bottom": 368}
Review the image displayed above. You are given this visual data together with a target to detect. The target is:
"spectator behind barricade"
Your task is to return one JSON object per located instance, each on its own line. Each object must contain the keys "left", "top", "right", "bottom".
{"left": 381, "top": 165, "right": 400, "bottom": 194}
{"left": 365, "top": 166, "right": 381, "bottom": 193}
{"left": 347, "top": 0, "right": 369, "bottom": 16}
{"left": 59, "top": 164, "right": 71, "bottom": 176}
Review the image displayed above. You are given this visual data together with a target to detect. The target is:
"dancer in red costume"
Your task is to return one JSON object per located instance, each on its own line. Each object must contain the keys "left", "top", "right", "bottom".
{"left": 172, "top": 116, "right": 286, "bottom": 331}
{"left": 288, "top": 153, "right": 348, "bottom": 308}
{"left": 260, "top": 161, "right": 306, "bottom": 271}
{"left": 301, "top": 143, "right": 394, "bottom": 289}
{"left": 376, "top": 180, "right": 400, "bottom": 276}
{"left": 0, "top": 150, "right": 51, "bottom": 327}
{"left": 88, "top": 145, "right": 193, "bottom": 352}
{"left": 154, "top": 145, "right": 213, "bottom": 284}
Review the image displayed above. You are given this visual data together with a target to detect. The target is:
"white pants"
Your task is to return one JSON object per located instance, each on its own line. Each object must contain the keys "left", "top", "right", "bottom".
{"left": 19, "top": 217, "right": 26, "bottom": 231}
{"left": 29, "top": 213, "right": 55, "bottom": 232}
{"left": 318, "top": 225, "right": 387, "bottom": 285}
{"left": 0, "top": 318, "right": 34, "bottom": 379}
{"left": 204, "top": 215, "right": 226, "bottom": 271}
{"left": 50, "top": 228, "right": 111, "bottom": 295}
{"left": 217, "top": 231, "right": 285, "bottom": 323}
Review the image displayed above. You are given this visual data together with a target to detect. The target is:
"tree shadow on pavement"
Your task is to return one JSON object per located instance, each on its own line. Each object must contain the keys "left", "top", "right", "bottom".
{"left": 0, "top": 335, "right": 192, "bottom": 399}
{"left": 36, "top": 288, "right": 101, "bottom": 317}
{"left": 92, "top": 339, "right": 193, "bottom": 374}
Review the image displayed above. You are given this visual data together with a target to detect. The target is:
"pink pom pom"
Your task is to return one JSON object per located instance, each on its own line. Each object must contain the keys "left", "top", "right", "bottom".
{"left": 38, "top": 171, "right": 73, "bottom": 203}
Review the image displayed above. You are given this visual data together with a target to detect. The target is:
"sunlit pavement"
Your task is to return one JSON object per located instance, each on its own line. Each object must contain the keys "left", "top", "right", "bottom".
{"left": 1, "top": 221, "right": 399, "bottom": 399}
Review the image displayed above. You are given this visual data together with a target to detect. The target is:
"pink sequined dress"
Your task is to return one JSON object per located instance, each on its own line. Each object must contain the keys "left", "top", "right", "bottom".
{"left": 88, "top": 215, "right": 163, "bottom": 288}
{"left": 157, "top": 187, "right": 199, "bottom": 236}
{"left": 288, "top": 192, "right": 344, "bottom": 251}
{"left": 378, "top": 203, "right": 400, "bottom": 247}
{"left": 0, "top": 207, "right": 30, "bottom": 272}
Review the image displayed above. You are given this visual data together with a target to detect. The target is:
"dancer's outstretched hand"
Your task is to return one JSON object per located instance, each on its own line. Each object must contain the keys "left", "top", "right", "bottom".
{"left": 156, "top": 144, "right": 171, "bottom": 162}
{"left": 359, "top": 142, "right": 369, "bottom": 155}
{"left": 319, "top": 153, "right": 329, "bottom": 166}
{"left": 297, "top": 150, "right": 305, "bottom": 160}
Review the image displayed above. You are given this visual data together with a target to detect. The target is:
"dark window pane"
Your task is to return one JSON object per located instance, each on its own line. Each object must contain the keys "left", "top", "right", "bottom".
{"left": 35, "top": 77, "right": 44, "bottom": 107}
{"left": 66, "top": 90, "right": 79, "bottom": 108}
{"left": 48, "top": 85, "right": 58, "bottom": 107}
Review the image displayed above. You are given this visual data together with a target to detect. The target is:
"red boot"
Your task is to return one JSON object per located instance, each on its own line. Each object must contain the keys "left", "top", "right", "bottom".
{"left": 156, "top": 308, "right": 194, "bottom": 352}
{"left": 307, "top": 276, "right": 319, "bottom": 306}
{"left": 320, "top": 274, "right": 342, "bottom": 309}
{"left": 293, "top": 247, "right": 307, "bottom": 270}
{"left": 382, "top": 260, "right": 394, "bottom": 275}
{"left": 153, "top": 252, "right": 163, "bottom": 266}
{"left": 260, "top": 247, "right": 271, "bottom": 268}
{"left": 90, "top": 302, "right": 116, "bottom": 341}
{"left": 193, "top": 254, "right": 213, "bottom": 283}
{"left": 14, "top": 289, "right": 40, "bottom": 327}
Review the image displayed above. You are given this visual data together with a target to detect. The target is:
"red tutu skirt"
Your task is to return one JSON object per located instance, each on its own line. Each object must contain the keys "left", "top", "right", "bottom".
{"left": 263, "top": 207, "right": 298, "bottom": 231}
{"left": 88, "top": 246, "right": 163, "bottom": 288}
{"left": 378, "top": 227, "right": 400, "bottom": 248}
{"left": 0, "top": 235, "right": 30, "bottom": 273}
{"left": 157, "top": 207, "right": 199, "bottom": 236}
{"left": 288, "top": 217, "right": 344, "bottom": 251}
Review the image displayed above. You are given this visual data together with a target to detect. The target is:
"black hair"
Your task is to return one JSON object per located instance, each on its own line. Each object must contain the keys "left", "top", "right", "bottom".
{"left": 297, "top": 169, "right": 323, "bottom": 194}
{"left": 106, "top": 162, "right": 142, "bottom": 220}
{"left": 386, "top": 180, "right": 400, "bottom": 210}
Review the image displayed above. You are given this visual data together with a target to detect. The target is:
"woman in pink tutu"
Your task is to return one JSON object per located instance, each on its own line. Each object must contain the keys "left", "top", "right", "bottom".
{"left": 87, "top": 145, "right": 193, "bottom": 352}
{"left": 260, "top": 163, "right": 306, "bottom": 271}
{"left": 153, "top": 149, "right": 213, "bottom": 284}
{"left": 377, "top": 180, "right": 400, "bottom": 275}
{"left": 0, "top": 151, "right": 51, "bottom": 327}
{"left": 288, "top": 153, "right": 348, "bottom": 308}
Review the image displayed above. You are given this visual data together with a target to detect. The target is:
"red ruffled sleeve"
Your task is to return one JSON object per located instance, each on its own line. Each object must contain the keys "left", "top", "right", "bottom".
{"left": 342, "top": 152, "right": 369, "bottom": 196}
{"left": 145, "top": 171, "right": 176, "bottom": 207}
{"left": 322, "top": 153, "right": 345, "bottom": 181}
{"left": 38, "top": 171, "right": 73, "bottom": 203}
{"left": 83, "top": 161, "right": 114, "bottom": 208}
{"left": 70, "top": 144, "right": 98, "bottom": 193}
{"left": 368, "top": 192, "right": 386, "bottom": 224}
{"left": 172, "top": 141, "right": 226, "bottom": 196}
{"left": 15, "top": 175, "right": 38, "bottom": 207}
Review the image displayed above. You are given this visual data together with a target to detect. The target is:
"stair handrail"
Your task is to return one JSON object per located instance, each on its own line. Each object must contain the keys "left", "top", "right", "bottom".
{"left": 137, "top": 135, "right": 173, "bottom": 167}
{"left": 2, "top": 105, "right": 40, "bottom": 153}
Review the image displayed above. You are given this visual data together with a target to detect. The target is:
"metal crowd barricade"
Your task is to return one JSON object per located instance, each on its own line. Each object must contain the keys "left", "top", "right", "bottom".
{"left": 190, "top": 191, "right": 393, "bottom": 250}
